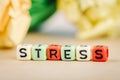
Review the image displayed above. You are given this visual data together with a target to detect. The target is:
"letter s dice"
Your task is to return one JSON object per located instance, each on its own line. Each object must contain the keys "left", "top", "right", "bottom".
{"left": 92, "top": 45, "right": 108, "bottom": 62}
{"left": 17, "top": 44, "right": 32, "bottom": 60}
{"left": 76, "top": 45, "right": 91, "bottom": 61}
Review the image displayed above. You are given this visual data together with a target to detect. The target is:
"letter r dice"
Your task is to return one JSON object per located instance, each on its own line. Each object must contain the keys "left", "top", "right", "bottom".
{"left": 47, "top": 45, "right": 61, "bottom": 60}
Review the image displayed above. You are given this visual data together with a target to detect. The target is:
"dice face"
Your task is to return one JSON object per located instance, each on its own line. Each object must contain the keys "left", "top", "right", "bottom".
{"left": 47, "top": 45, "right": 61, "bottom": 60}
{"left": 17, "top": 44, "right": 32, "bottom": 60}
{"left": 32, "top": 44, "right": 48, "bottom": 60}
{"left": 92, "top": 45, "right": 108, "bottom": 62}
{"left": 76, "top": 45, "right": 91, "bottom": 61}
{"left": 61, "top": 45, "right": 75, "bottom": 61}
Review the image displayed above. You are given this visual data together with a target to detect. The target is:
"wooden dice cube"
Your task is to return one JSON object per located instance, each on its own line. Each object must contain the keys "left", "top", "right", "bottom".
{"left": 92, "top": 45, "right": 108, "bottom": 62}
{"left": 61, "top": 45, "right": 75, "bottom": 61}
{"left": 17, "top": 44, "right": 32, "bottom": 60}
{"left": 47, "top": 45, "right": 61, "bottom": 60}
{"left": 32, "top": 44, "right": 48, "bottom": 60}
{"left": 76, "top": 45, "right": 91, "bottom": 61}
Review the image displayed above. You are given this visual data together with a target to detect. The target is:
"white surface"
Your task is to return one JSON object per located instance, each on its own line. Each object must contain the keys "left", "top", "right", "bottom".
{"left": 40, "top": 11, "right": 77, "bottom": 36}
{"left": 0, "top": 33, "right": 120, "bottom": 80}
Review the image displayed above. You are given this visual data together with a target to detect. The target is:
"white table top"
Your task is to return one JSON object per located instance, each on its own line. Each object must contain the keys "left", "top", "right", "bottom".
{"left": 0, "top": 33, "right": 120, "bottom": 80}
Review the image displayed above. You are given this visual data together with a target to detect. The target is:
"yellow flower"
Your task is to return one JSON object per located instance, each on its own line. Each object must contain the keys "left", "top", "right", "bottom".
{"left": 58, "top": 0, "right": 120, "bottom": 39}
{"left": 0, "top": 0, "right": 31, "bottom": 48}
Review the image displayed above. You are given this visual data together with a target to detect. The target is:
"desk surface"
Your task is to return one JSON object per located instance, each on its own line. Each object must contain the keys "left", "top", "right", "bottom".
{"left": 0, "top": 33, "right": 120, "bottom": 80}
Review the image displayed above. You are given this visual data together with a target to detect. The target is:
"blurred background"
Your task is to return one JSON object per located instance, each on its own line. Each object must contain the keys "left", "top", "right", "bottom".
{"left": 29, "top": 0, "right": 77, "bottom": 36}
{"left": 1, "top": 1, "right": 120, "bottom": 80}
{"left": 0, "top": 0, "right": 120, "bottom": 48}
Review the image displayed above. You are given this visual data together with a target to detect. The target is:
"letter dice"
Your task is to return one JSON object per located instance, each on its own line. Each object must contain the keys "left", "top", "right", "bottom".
{"left": 76, "top": 45, "right": 91, "bottom": 61}
{"left": 32, "top": 44, "right": 48, "bottom": 60}
{"left": 92, "top": 45, "right": 108, "bottom": 62}
{"left": 17, "top": 44, "right": 32, "bottom": 60}
{"left": 47, "top": 45, "right": 61, "bottom": 60}
{"left": 61, "top": 45, "right": 75, "bottom": 61}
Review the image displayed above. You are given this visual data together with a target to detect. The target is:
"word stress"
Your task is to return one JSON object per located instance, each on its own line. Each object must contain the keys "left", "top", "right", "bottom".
{"left": 17, "top": 44, "right": 108, "bottom": 62}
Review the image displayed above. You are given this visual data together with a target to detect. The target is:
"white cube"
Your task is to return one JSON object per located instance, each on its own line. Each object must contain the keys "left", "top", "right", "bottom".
{"left": 76, "top": 45, "right": 91, "bottom": 61}
{"left": 17, "top": 44, "right": 32, "bottom": 60}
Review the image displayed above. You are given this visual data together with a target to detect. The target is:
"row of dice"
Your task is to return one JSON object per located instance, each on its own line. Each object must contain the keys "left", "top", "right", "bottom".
{"left": 17, "top": 44, "right": 108, "bottom": 62}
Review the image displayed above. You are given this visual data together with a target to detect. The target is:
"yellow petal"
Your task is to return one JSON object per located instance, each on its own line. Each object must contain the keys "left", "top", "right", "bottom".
{"left": 6, "top": 12, "right": 31, "bottom": 46}
{"left": 0, "top": 0, "right": 10, "bottom": 32}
